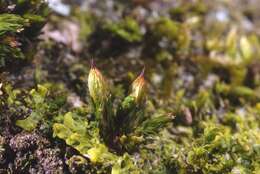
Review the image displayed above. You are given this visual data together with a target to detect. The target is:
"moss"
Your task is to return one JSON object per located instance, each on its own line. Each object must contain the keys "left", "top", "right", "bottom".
{"left": 104, "top": 17, "right": 143, "bottom": 43}
{"left": 185, "top": 121, "right": 260, "bottom": 173}
{"left": 141, "top": 16, "right": 191, "bottom": 63}
{"left": 86, "top": 16, "right": 143, "bottom": 57}
{"left": 0, "top": 0, "right": 48, "bottom": 67}
{"left": 1, "top": 0, "right": 260, "bottom": 173}
{"left": 0, "top": 83, "right": 67, "bottom": 132}
{"left": 15, "top": 84, "right": 67, "bottom": 132}
{"left": 52, "top": 67, "right": 172, "bottom": 173}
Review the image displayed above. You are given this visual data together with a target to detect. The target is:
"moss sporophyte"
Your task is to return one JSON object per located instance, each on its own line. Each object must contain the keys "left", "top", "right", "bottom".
{"left": 52, "top": 64, "right": 170, "bottom": 171}
{"left": 88, "top": 60, "right": 109, "bottom": 107}
{"left": 130, "top": 68, "right": 146, "bottom": 105}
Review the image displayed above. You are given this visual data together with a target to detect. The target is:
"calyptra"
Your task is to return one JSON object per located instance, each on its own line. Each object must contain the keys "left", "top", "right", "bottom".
{"left": 88, "top": 61, "right": 109, "bottom": 106}
{"left": 130, "top": 68, "right": 146, "bottom": 105}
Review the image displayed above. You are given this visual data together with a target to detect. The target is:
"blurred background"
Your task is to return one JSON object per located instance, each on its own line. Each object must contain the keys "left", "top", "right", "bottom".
{"left": 28, "top": 0, "right": 260, "bottom": 105}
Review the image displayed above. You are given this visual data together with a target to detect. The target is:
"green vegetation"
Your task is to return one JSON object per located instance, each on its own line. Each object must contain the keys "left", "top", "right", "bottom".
{"left": 104, "top": 17, "right": 143, "bottom": 42}
{"left": 0, "top": 0, "right": 48, "bottom": 67}
{"left": 1, "top": 0, "right": 260, "bottom": 173}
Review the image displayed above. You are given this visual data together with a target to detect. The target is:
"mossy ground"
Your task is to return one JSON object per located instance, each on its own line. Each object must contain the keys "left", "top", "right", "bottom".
{"left": 0, "top": 0, "right": 260, "bottom": 173}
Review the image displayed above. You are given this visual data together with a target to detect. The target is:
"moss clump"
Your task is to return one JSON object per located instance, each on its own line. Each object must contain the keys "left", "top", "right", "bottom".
{"left": 1, "top": 0, "right": 260, "bottom": 173}
{"left": 53, "top": 66, "right": 172, "bottom": 173}
{"left": 103, "top": 17, "right": 143, "bottom": 43}
{"left": 144, "top": 17, "right": 191, "bottom": 60}
{"left": 183, "top": 104, "right": 260, "bottom": 173}
{"left": 197, "top": 28, "right": 260, "bottom": 85}
{"left": 87, "top": 16, "right": 143, "bottom": 57}
{"left": 0, "top": 0, "right": 48, "bottom": 67}
{"left": 1, "top": 83, "right": 67, "bottom": 132}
